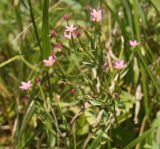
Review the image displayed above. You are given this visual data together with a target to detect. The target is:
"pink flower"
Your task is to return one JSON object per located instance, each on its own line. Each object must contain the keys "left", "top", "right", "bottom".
{"left": 129, "top": 40, "right": 139, "bottom": 47}
{"left": 56, "top": 42, "right": 62, "bottom": 49}
{"left": 65, "top": 24, "right": 77, "bottom": 33}
{"left": 70, "top": 89, "right": 77, "bottom": 95}
{"left": 55, "top": 43, "right": 62, "bottom": 52}
{"left": 43, "top": 55, "right": 55, "bottom": 67}
{"left": 64, "top": 24, "right": 77, "bottom": 39}
{"left": 114, "top": 92, "right": 119, "bottom": 98}
{"left": 114, "top": 60, "right": 126, "bottom": 70}
{"left": 64, "top": 32, "right": 72, "bottom": 39}
{"left": 90, "top": 9, "right": 102, "bottom": 22}
{"left": 20, "top": 80, "right": 32, "bottom": 90}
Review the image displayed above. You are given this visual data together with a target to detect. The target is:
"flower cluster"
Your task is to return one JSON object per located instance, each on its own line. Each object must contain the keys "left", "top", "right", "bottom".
{"left": 20, "top": 55, "right": 56, "bottom": 91}
{"left": 20, "top": 9, "right": 139, "bottom": 97}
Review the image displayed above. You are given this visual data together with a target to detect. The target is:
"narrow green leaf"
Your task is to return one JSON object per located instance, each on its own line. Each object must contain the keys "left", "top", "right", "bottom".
{"left": 87, "top": 130, "right": 103, "bottom": 149}
{"left": 15, "top": 100, "right": 36, "bottom": 148}
{"left": 136, "top": 49, "right": 160, "bottom": 92}
{"left": 122, "top": 0, "right": 134, "bottom": 31}
{"left": 141, "top": 64, "right": 150, "bottom": 116}
{"left": 0, "top": 55, "right": 21, "bottom": 68}
{"left": 42, "top": 0, "right": 50, "bottom": 59}
{"left": 124, "top": 117, "right": 160, "bottom": 148}
{"left": 132, "top": 0, "right": 141, "bottom": 41}
{"left": 28, "top": 0, "right": 43, "bottom": 60}
{"left": 132, "top": 0, "right": 146, "bottom": 27}
{"left": 151, "top": 0, "right": 160, "bottom": 12}
{"left": 124, "top": 128, "right": 153, "bottom": 149}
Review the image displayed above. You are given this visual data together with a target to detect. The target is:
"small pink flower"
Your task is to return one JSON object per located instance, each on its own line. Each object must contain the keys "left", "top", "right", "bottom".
{"left": 129, "top": 40, "right": 139, "bottom": 47}
{"left": 56, "top": 42, "right": 62, "bottom": 49}
{"left": 43, "top": 55, "right": 55, "bottom": 67}
{"left": 63, "top": 15, "right": 70, "bottom": 21}
{"left": 64, "top": 32, "right": 72, "bottom": 39}
{"left": 64, "top": 24, "right": 77, "bottom": 39}
{"left": 114, "top": 92, "right": 119, "bottom": 98}
{"left": 65, "top": 24, "right": 77, "bottom": 33}
{"left": 114, "top": 60, "right": 126, "bottom": 70}
{"left": 70, "top": 89, "right": 77, "bottom": 95}
{"left": 90, "top": 9, "right": 102, "bottom": 22}
{"left": 74, "top": 31, "right": 81, "bottom": 38}
{"left": 20, "top": 80, "right": 32, "bottom": 90}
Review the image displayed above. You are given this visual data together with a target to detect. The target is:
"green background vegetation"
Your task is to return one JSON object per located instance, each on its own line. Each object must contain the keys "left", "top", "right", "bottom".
{"left": 1, "top": 0, "right": 160, "bottom": 148}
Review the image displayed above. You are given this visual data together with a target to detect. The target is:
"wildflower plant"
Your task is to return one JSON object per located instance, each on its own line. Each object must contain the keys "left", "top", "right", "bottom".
{"left": 1, "top": 0, "right": 160, "bottom": 149}
{"left": 15, "top": 5, "right": 129, "bottom": 147}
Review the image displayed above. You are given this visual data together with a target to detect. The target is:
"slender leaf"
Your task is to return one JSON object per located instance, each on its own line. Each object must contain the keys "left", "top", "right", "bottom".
{"left": 42, "top": 0, "right": 50, "bottom": 58}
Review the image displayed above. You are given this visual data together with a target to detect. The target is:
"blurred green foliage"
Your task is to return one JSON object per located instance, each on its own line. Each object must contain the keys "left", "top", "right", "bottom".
{"left": 1, "top": 0, "right": 160, "bottom": 148}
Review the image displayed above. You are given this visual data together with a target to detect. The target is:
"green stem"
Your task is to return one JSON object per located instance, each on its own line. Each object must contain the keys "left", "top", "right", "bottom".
{"left": 141, "top": 64, "right": 150, "bottom": 118}
{"left": 28, "top": 0, "right": 43, "bottom": 60}
{"left": 0, "top": 55, "right": 21, "bottom": 68}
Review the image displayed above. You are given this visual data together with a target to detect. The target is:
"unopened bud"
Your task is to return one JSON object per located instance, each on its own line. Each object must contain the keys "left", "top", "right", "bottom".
{"left": 51, "top": 30, "right": 57, "bottom": 38}
{"left": 63, "top": 15, "right": 70, "bottom": 21}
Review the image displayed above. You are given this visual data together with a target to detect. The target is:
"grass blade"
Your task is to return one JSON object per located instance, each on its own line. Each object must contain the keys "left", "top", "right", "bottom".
{"left": 151, "top": 0, "right": 160, "bottom": 12}
{"left": 124, "top": 117, "right": 160, "bottom": 148}
{"left": 87, "top": 130, "right": 103, "bottom": 149}
{"left": 0, "top": 55, "right": 21, "bottom": 68}
{"left": 28, "top": 0, "right": 43, "bottom": 60}
{"left": 14, "top": 100, "right": 36, "bottom": 148}
{"left": 136, "top": 49, "right": 160, "bottom": 92}
{"left": 42, "top": 0, "right": 50, "bottom": 59}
